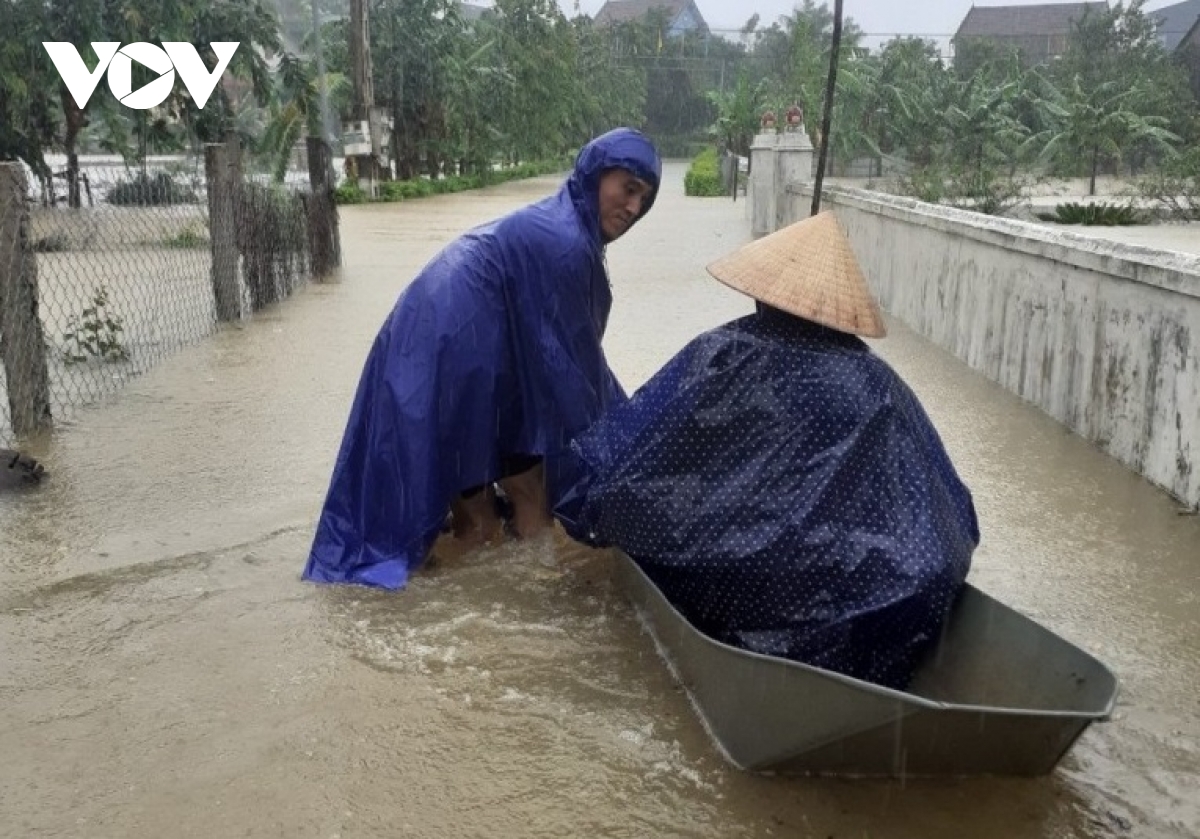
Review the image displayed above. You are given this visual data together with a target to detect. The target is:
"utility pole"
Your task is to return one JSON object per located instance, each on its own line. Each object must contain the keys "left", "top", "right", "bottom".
{"left": 811, "top": 0, "right": 843, "bottom": 216}
{"left": 348, "top": 0, "right": 382, "bottom": 193}
{"left": 310, "top": 0, "right": 333, "bottom": 144}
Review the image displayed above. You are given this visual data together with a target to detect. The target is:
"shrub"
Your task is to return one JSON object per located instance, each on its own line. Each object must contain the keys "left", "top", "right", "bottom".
{"left": 1036, "top": 201, "right": 1144, "bottom": 226}
{"left": 32, "top": 232, "right": 70, "bottom": 253}
{"left": 162, "top": 224, "right": 208, "bottom": 248}
{"left": 1137, "top": 148, "right": 1200, "bottom": 221}
{"left": 895, "top": 166, "right": 947, "bottom": 205}
{"left": 334, "top": 183, "right": 366, "bottom": 204}
{"left": 380, "top": 179, "right": 435, "bottom": 200}
{"left": 62, "top": 285, "right": 128, "bottom": 365}
{"left": 350, "top": 157, "right": 569, "bottom": 205}
{"left": 895, "top": 164, "right": 1030, "bottom": 217}
{"left": 106, "top": 172, "right": 197, "bottom": 206}
{"left": 684, "top": 147, "right": 725, "bottom": 197}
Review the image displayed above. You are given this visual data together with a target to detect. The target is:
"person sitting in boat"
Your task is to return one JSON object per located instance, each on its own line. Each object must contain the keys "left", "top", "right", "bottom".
{"left": 554, "top": 212, "right": 981, "bottom": 690}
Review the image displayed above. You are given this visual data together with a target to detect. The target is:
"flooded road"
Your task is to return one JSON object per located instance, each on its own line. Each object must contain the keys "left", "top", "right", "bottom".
{"left": 1, "top": 163, "right": 1197, "bottom": 838}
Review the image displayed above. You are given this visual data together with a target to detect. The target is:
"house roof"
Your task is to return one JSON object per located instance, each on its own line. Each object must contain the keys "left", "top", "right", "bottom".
{"left": 1177, "top": 13, "right": 1200, "bottom": 50}
{"left": 1152, "top": 0, "right": 1200, "bottom": 51}
{"left": 954, "top": 2, "right": 1107, "bottom": 39}
{"left": 459, "top": 2, "right": 489, "bottom": 22}
{"left": 593, "top": 0, "right": 692, "bottom": 27}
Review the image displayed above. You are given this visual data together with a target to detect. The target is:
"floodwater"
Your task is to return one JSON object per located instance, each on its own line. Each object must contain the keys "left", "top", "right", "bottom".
{"left": 1, "top": 163, "right": 1197, "bottom": 839}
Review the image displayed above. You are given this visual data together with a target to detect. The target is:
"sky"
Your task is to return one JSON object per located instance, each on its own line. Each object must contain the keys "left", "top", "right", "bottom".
{"left": 552, "top": 0, "right": 1181, "bottom": 55}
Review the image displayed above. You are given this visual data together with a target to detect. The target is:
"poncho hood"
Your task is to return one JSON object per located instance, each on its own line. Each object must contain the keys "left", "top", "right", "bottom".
{"left": 566, "top": 127, "right": 662, "bottom": 246}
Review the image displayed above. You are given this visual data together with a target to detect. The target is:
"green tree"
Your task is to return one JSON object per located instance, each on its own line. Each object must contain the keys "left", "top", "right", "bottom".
{"left": 0, "top": 0, "right": 59, "bottom": 177}
{"left": 597, "top": 11, "right": 716, "bottom": 146}
{"left": 1039, "top": 76, "right": 1179, "bottom": 194}
{"left": 707, "top": 69, "right": 769, "bottom": 159}
{"left": 568, "top": 17, "right": 646, "bottom": 143}
{"left": 867, "top": 38, "right": 949, "bottom": 167}
{"left": 905, "top": 61, "right": 1038, "bottom": 215}
{"left": 779, "top": 0, "right": 863, "bottom": 129}
{"left": 369, "top": 0, "right": 467, "bottom": 179}
{"left": 259, "top": 50, "right": 350, "bottom": 181}
{"left": 491, "top": 0, "right": 575, "bottom": 164}
{"left": 4, "top": 0, "right": 283, "bottom": 207}
{"left": 1050, "top": 0, "right": 1192, "bottom": 187}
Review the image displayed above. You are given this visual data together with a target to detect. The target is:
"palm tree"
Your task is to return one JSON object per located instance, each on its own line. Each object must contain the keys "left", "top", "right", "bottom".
{"left": 260, "top": 52, "right": 350, "bottom": 182}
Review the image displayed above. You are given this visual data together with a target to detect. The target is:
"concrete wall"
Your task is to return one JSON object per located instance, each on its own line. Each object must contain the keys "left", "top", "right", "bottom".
{"left": 787, "top": 183, "right": 1200, "bottom": 509}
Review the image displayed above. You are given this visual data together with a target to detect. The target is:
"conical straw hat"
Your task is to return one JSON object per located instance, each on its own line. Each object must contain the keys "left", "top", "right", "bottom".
{"left": 706, "top": 212, "right": 887, "bottom": 338}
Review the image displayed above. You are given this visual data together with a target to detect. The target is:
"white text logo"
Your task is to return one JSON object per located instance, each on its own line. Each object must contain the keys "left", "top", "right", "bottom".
{"left": 42, "top": 42, "right": 240, "bottom": 110}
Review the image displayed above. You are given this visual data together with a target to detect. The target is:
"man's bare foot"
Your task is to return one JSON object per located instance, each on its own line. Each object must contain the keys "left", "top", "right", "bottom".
{"left": 510, "top": 506, "right": 555, "bottom": 539}
{"left": 498, "top": 463, "right": 554, "bottom": 540}
{"left": 449, "top": 488, "right": 504, "bottom": 548}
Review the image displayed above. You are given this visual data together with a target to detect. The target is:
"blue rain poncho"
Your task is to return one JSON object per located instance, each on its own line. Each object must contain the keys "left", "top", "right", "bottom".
{"left": 304, "top": 129, "right": 661, "bottom": 589}
{"left": 555, "top": 311, "right": 980, "bottom": 690}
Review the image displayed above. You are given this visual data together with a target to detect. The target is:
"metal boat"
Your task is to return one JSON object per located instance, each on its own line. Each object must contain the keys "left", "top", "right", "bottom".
{"left": 615, "top": 550, "right": 1119, "bottom": 777}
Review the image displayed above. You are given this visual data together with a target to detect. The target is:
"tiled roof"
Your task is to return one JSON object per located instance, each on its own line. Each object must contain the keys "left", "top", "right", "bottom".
{"left": 459, "top": 2, "right": 489, "bottom": 22}
{"left": 1152, "top": 0, "right": 1200, "bottom": 51}
{"left": 955, "top": 2, "right": 1107, "bottom": 38}
{"left": 593, "top": 0, "right": 691, "bottom": 26}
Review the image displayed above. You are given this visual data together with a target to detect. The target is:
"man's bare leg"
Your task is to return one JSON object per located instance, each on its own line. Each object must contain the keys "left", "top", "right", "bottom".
{"left": 498, "top": 462, "right": 554, "bottom": 539}
{"left": 449, "top": 485, "right": 504, "bottom": 547}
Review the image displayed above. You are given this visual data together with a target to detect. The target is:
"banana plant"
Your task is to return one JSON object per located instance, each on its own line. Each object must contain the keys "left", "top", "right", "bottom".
{"left": 1037, "top": 75, "right": 1180, "bottom": 195}
{"left": 260, "top": 51, "right": 350, "bottom": 182}
{"left": 706, "top": 70, "right": 771, "bottom": 159}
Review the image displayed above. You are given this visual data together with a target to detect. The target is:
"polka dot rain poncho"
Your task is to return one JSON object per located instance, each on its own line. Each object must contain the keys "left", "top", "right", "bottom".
{"left": 556, "top": 309, "right": 981, "bottom": 690}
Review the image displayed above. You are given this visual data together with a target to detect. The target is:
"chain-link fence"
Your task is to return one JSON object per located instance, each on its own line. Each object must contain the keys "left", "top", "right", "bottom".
{"left": 0, "top": 138, "right": 340, "bottom": 447}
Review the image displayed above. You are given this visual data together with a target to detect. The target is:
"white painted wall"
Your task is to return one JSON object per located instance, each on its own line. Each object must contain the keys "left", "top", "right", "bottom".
{"left": 787, "top": 183, "right": 1200, "bottom": 509}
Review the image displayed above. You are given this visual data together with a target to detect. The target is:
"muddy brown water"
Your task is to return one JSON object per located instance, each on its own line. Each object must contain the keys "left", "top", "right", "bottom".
{"left": 1, "top": 164, "right": 1197, "bottom": 838}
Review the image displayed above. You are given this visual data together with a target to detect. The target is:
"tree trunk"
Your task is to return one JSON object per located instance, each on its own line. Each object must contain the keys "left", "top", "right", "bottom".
{"left": 348, "top": 0, "right": 378, "bottom": 184}
{"left": 1089, "top": 145, "right": 1099, "bottom": 197}
{"left": 60, "top": 89, "right": 88, "bottom": 210}
{"left": 0, "top": 165, "right": 53, "bottom": 435}
{"left": 306, "top": 137, "right": 341, "bottom": 279}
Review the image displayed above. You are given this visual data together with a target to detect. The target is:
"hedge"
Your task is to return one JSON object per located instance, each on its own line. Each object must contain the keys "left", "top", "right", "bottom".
{"left": 683, "top": 147, "right": 725, "bottom": 197}
{"left": 334, "top": 157, "right": 572, "bottom": 205}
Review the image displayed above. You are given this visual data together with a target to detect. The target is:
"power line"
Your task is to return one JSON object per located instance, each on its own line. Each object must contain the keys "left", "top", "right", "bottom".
{"left": 664, "top": 27, "right": 1200, "bottom": 39}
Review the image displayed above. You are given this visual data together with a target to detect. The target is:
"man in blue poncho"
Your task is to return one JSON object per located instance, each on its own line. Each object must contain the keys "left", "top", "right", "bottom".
{"left": 305, "top": 128, "right": 662, "bottom": 590}
{"left": 555, "top": 212, "right": 980, "bottom": 690}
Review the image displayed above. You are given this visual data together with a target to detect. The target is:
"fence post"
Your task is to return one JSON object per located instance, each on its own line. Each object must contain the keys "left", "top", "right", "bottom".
{"left": 0, "top": 164, "right": 53, "bottom": 437}
{"left": 306, "top": 136, "right": 341, "bottom": 280}
{"left": 775, "top": 124, "right": 815, "bottom": 228}
{"left": 749, "top": 129, "right": 778, "bottom": 238}
{"left": 205, "top": 140, "right": 243, "bottom": 321}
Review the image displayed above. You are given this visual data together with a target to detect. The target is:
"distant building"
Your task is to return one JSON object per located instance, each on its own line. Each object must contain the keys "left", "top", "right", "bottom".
{"left": 1174, "top": 13, "right": 1200, "bottom": 99}
{"left": 459, "top": 2, "right": 490, "bottom": 24}
{"left": 1151, "top": 0, "right": 1200, "bottom": 52}
{"left": 592, "top": 0, "right": 709, "bottom": 37}
{"left": 952, "top": 2, "right": 1106, "bottom": 68}
{"left": 1178, "top": 12, "right": 1200, "bottom": 52}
